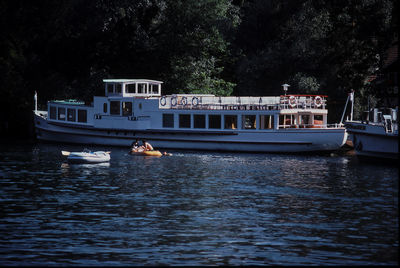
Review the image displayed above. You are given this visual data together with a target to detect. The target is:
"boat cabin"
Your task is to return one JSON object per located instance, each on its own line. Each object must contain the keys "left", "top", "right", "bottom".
{"left": 156, "top": 94, "right": 330, "bottom": 130}
{"left": 45, "top": 79, "right": 162, "bottom": 128}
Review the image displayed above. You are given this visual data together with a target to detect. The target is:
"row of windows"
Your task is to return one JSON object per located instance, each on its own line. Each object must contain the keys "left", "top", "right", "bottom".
{"left": 50, "top": 101, "right": 135, "bottom": 122}
{"left": 163, "top": 113, "right": 323, "bottom": 129}
{"left": 107, "top": 83, "right": 160, "bottom": 95}
{"left": 162, "top": 114, "right": 275, "bottom": 130}
{"left": 278, "top": 114, "right": 323, "bottom": 126}
{"left": 49, "top": 106, "right": 87, "bottom": 123}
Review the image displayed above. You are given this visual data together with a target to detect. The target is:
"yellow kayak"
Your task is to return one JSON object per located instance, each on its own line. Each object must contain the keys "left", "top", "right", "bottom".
{"left": 130, "top": 150, "right": 163, "bottom": 157}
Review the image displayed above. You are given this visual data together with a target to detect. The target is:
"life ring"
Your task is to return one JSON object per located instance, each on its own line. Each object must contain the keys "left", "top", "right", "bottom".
{"left": 314, "top": 96, "right": 322, "bottom": 107}
{"left": 160, "top": 96, "right": 167, "bottom": 106}
{"left": 192, "top": 96, "right": 199, "bottom": 106}
{"left": 181, "top": 96, "right": 187, "bottom": 106}
{"left": 171, "top": 96, "right": 177, "bottom": 107}
{"left": 289, "top": 96, "right": 297, "bottom": 108}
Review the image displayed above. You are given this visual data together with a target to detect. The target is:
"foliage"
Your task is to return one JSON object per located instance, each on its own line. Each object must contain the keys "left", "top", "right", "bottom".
{"left": 233, "top": 0, "right": 396, "bottom": 120}
{"left": 0, "top": 0, "right": 397, "bottom": 136}
{"left": 290, "top": 73, "right": 320, "bottom": 93}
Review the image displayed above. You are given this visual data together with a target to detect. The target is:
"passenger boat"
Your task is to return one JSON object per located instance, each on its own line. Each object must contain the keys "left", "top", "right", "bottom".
{"left": 345, "top": 107, "right": 398, "bottom": 160}
{"left": 33, "top": 79, "right": 348, "bottom": 153}
{"left": 63, "top": 150, "right": 111, "bottom": 163}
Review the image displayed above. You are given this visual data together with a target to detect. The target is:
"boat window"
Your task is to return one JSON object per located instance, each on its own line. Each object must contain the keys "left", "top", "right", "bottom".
{"left": 77, "top": 109, "right": 87, "bottom": 123}
{"left": 260, "top": 115, "right": 274, "bottom": 129}
{"left": 179, "top": 114, "right": 191, "bottom": 128}
{"left": 224, "top": 115, "right": 237, "bottom": 129}
{"left": 242, "top": 115, "right": 256, "bottom": 129}
{"left": 194, "top": 114, "right": 206, "bottom": 128}
{"left": 138, "top": 83, "right": 147, "bottom": 94}
{"left": 209, "top": 114, "right": 221, "bottom": 129}
{"left": 115, "top": 83, "right": 122, "bottom": 94}
{"left": 313, "top": 114, "right": 323, "bottom": 125}
{"left": 384, "top": 116, "right": 393, "bottom": 132}
{"left": 126, "top": 84, "right": 136, "bottom": 94}
{"left": 122, "top": 102, "right": 132, "bottom": 116}
{"left": 279, "top": 114, "right": 295, "bottom": 128}
{"left": 67, "top": 108, "right": 76, "bottom": 122}
{"left": 149, "top": 84, "right": 159, "bottom": 94}
{"left": 162, "top": 113, "right": 174, "bottom": 128}
{"left": 103, "top": 103, "right": 107, "bottom": 113}
{"left": 58, "top": 107, "right": 66, "bottom": 120}
{"left": 107, "top": 83, "right": 114, "bottom": 94}
{"left": 299, "top": 114, "right": 310, "bottom": 127}
{"left": 49, "top": 106, "right": 56, "bottom": 120}
{"left": 110, "top": 101, "right": 120, "bottom": 115}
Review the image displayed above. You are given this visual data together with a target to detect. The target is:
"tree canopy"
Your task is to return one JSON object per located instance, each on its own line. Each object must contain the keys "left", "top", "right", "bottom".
{"left": 0, "top": 0, "right": 397, "bottom": 137}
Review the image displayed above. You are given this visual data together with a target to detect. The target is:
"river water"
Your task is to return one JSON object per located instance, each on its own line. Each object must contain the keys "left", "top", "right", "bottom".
{"left": 0, "top": 141, "right": 398, "bottom": 265}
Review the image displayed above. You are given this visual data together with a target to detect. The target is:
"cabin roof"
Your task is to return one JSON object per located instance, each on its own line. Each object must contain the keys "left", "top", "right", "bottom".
{"left": 103, "top": 79, "right": 163, "bottom": 84}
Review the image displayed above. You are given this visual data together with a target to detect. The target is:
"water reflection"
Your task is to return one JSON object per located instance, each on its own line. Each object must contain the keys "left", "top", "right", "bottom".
{"left": 0, "top": 142, "right": 398, "bottom": 265}
{"left": 60, "top": 162, "right": 111, "bottom": 177}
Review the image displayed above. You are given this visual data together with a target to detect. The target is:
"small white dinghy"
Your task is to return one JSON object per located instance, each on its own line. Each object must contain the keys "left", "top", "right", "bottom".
{"left": 62, "top": 149, "right": 111, "bottom": 163}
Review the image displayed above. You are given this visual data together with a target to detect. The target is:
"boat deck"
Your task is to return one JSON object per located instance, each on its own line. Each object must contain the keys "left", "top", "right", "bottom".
{"left": 159, "top": 95, "right": 328, "bottom": 110}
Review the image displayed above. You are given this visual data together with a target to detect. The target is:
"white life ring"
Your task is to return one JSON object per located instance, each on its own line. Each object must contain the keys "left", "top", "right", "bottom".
{"left": 171, "top": 96, "right": 177, "bottom": 107}
{"left": 314, "top": 96, "right": 322, "bottom": 107}
{"left": 181, "top": 96, "right": 187, "bottom": 106}
{"left": 192, "top": 96, "right": 199, "bottom": 106}
{"left": 289, "top": 96, "right": 297, "bottom": 108}
{"left": 160, "top": 96, "right": 167, "bottom": 106}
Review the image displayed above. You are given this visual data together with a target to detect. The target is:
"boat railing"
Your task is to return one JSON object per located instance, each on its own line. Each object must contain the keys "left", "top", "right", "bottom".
{"left": 278, "top": 123, "right": 343, "bottom": 129}
{"left": 93, "top": 114, "right": 150, "bottom": 121}
{"left": 159, "top": 95, "right": 327, "bottom": 110}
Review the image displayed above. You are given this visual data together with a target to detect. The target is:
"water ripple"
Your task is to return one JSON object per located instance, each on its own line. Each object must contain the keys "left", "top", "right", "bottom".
{"left": 0, "top": 142, "right": 398, "bottom": 265}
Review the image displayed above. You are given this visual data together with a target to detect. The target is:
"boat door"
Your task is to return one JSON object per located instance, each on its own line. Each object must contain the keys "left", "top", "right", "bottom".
{"left": 383, "top": 115, "right": 393, "bottom": 133}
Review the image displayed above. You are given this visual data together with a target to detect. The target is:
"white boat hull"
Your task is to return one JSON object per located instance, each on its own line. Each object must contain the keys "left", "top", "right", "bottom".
{"left": 35, "top": 113, "right": 347, "bottom": 153}
{"left": 67, "top": 151, "right": 110, "bottom": 163}
{"left": 346, "top": 122, "right": 398, "bottom": 160}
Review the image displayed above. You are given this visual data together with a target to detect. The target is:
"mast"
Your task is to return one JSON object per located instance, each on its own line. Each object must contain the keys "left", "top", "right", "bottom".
{"left": 34, "top": 91, "right": 38, "bottom": 113}
{"left": 340, "top": 89, "right": 354, "bottom": 124}
{"left": 350, "top": 89, "right": 354, "bottom": 121}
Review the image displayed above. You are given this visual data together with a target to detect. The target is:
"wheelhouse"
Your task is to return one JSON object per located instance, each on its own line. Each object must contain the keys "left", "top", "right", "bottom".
{"left": 103, "top": 79, "right": 162, "bottom": 97}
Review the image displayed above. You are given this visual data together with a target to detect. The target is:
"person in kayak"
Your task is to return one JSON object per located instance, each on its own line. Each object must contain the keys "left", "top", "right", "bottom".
{"left": 143, "top": 140, "right": 154, "bottom": 151}
{"left": 131, "top": 139, "right": 139, "bottom": 149}
{"left": 130, "top": 139, "right": 145, "bottom": 153}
